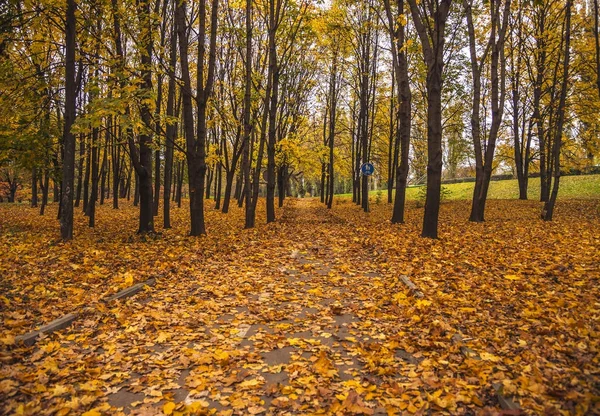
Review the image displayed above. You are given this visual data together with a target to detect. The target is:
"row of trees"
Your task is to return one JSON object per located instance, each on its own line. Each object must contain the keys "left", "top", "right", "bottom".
{"left": 0, "top": 0, "right": 596, "bottom": 239}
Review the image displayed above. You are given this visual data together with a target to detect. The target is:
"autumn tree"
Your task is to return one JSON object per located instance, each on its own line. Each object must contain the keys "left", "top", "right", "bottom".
{"left": 407, "top": 0, "right": 452, "bottom": 238}
{"left": 464, "top": 0, "right": 511, "bottom": 222}
{"left": 176, "top": 0, "right": 219, "bottom": 235}
{"left": 59, "top": 0, "right": 77, "bottom": 240}
{"left": 383, "top": 0, "right": 412, "bottom": 223}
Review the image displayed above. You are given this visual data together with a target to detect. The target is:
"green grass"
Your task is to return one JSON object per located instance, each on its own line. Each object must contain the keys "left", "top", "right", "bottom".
{"left": 335, "top": 174, "right": 600, "bottom": 201}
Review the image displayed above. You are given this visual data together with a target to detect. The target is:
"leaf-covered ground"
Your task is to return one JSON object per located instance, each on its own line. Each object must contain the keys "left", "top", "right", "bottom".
{"left": 1, "top": 198, "right": 599, "bottom": 415}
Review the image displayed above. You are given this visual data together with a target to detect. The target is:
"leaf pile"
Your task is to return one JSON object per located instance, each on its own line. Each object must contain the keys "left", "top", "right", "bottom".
{"left": 0, "top": 198, "right": 599, "bottom": 415}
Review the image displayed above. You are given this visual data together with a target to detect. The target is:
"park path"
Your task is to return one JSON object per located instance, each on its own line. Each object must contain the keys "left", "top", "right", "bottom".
{"left": 101, "top": 198, "right": 425, "bottom": 415}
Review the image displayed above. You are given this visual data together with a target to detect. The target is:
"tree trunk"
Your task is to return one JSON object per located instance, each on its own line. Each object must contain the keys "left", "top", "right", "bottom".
{"left": 326, "top": 49, "right": 338, "bottom": 210}
{"left": 466, "top": 0, "right": 511, "bottom": 222}
{"left": 177, "top": 0, "right": 218, "bottom": 235}
{"left": 40, "top": 171, "right": 49, "bottom": 215}
{"left": 75, "top": 133, "right": 84, "bottom": 207}
{"left": 88, "top": 123, "right": 99, "bottom": 227}
{"left": 384, "top": 0, "right": 411, "bottom": 224}
{"left": 543, "top": 0, "right": 571, "bottom": 221}
{"left": 407, "top": 0, "right": 452, "bottom": 239}
{"left": 60, "top": 0, "right": 77, "bottom": 240}
{"left": 31, "top": 167, "right": 38, "bottom": 207}
{"left": 163, "top": 16, "right": 177, "bottom": 228}
{"left": 221, "top": 169, "right": 235, "bottom": 213}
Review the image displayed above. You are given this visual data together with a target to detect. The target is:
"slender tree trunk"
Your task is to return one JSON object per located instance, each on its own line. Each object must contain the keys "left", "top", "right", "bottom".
{"left": 75, "top": 134, "right": 84, "bottom": 207}
{"left": 387, "top": 69, "right": 395, "bottom": 204}
{"left": 99, "top": 117, "right": 109, "bottom": 205}
{"left": 407, "top": 0, "right": 452, "bottom": 238}
{"left": 543, "top": 0, "right": 571, "bottom": 221}
{"left": 221, "top": 169, "right": 235, "bottom": 213}
{"left": 177, "top": 0, "right": 218, "bottom": 235}
{"left": 31, "top": 167, "right": 38, "bottom": 207}
{"left": 385, "top": 0, "right": 411, "bottom": 224}
{"left": 40, "top": 171, "right": 49, "bottom": 215}
{"left": 59, "top": 0, "right": 76, "bottom": 240}
{"left": 88, "top": 124, "right": 99, "bottom": 227}
{"left": 241, "top": 0, "right": 252, "bottom": 217}
{"left": 154, "top": 77, "right": 163, "bottom": 217}
{"left": 466, "top": 0, "right": 510, "bottom": 222}
{"left": 163, "top": 19, "right": 177, "bottom": 228}
{"left": 326, "top": 49, "right": 338, "bottom": 209}
{"left": 112, "top": 126, "right": 120, "bottom": 208}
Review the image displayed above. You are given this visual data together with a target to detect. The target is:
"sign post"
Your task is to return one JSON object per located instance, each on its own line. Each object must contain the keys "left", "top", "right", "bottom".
{"left": 360, "top": 163, "right": 374, "bottom": 212}
{"left": 360, "top": 162, "right": 374, "bottom": 176}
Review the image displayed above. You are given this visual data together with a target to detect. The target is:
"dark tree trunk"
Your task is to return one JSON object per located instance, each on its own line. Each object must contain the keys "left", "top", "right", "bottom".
{"left": 153, "top": 80, "right": 163, "bottom": 217}
{"left": 31, "top": 167, "right": 38, "bottom": 207}
{"left": 241, "top": 0, "right": 252, "bottom": 220}
{"left": 407, "top": 0, "right": 452, "bottom": 238}
{"left": 112, "top": 126, "right": 121, "bottom": 208}
{"left": 100, "top": 121, "right": 108, "bottom": 205}
{"left": 543, "top": 0, "right": 571, "bottom": 221}
{"left": 82, "top": 135, "right": 91, "bottom": 213}
{"left": 205, "top": 165, "right": 213, "bottom": 200}
{"left": 221, "top": 169, "right": 235, "bottom": 213}
{"left": 266, "top": 0, "right": 281, "bottom": 224}
{"left": 176, "top": 161, "right": 183, "bottom": 208}
{"left": 40, "top": 171, "right": 49, "bottom": 215}
{"left": 59, "top": 0, "right": 77, "bottom": 240}
{"left": 387, "top": 69, "right": 395, "bottom": 204}
{"left": 53, "top": 179, "right": 59, "bottom": 203}
{"left": 163, "top": 17, "right": 177, "bottom": 228}
{"left": 75, "top": 133, "right": 84, "bottom": 207}
{"left": 326, "top": 49, "right": 338, "bottom": 210}
{"left": 133, "top": 172, "right": 139, "bottom": 206}
{"left": 466, "top": 0, "right": 511, "bottom": 222}
{"left": 176, "top": 0, "right": 218, "bottom": 235}
{"left": 88, "top": 124, "right": 99, "bottom": 227}
{"left": 384, "top": 0, "right": 411, "bottom": 224}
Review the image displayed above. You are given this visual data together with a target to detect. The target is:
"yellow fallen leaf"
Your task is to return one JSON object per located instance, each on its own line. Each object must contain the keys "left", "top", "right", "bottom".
{"left": 504, "top": 274, "right": 521, "bottom": 281}
{"left": 479, "top": 352, "right": 501, "bottom": 362}
{"left": 314, "top": 351, "right": 338, "bottom": 378}
{"left": 163, "top": 401, "right": 176, "bottom": 415}
{"left": 239, "top": 378, "right": 262, "bottom": 388}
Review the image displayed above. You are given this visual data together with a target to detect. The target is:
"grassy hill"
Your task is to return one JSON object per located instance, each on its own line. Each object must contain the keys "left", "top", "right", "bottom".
{"left": 337, "top": 174, "right": 600, "bottom": 201}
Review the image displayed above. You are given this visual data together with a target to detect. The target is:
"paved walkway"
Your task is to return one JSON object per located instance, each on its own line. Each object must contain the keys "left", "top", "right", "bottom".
{"left": 102, "top": 200, "right": 424, "bottom": 415}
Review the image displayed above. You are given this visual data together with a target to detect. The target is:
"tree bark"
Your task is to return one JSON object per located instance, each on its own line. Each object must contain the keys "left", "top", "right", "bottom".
{"left": 177, "top": 0, "right": 219, "bottom": 235}
{"left": 543, "top": 0, "right": 571, "bottom": 221}
{"left": 384, "top": 0, "right": 412, "bottom": 224}
{"left": 31, "top": 167, "right": 38, "bottom": 207}
{"left": 407, "top": 0, "right": 452, "bottom": 238}
{"left": 60, "top": 0, "right": 77, "bottom": 241}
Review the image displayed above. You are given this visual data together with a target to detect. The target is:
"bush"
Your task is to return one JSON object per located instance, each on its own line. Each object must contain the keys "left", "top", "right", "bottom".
{"left": 416, "top": 185, "right": 452, "bottom": 208}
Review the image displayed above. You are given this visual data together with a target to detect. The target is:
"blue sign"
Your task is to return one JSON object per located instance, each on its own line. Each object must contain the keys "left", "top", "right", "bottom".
{"left": 361, "top": 162, "right": 375, "bottom": 176}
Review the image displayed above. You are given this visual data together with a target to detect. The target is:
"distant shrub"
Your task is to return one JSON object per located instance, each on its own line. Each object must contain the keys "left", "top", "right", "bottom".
{"left": 416, "top": 185, "right": 452, "bottom": 208}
